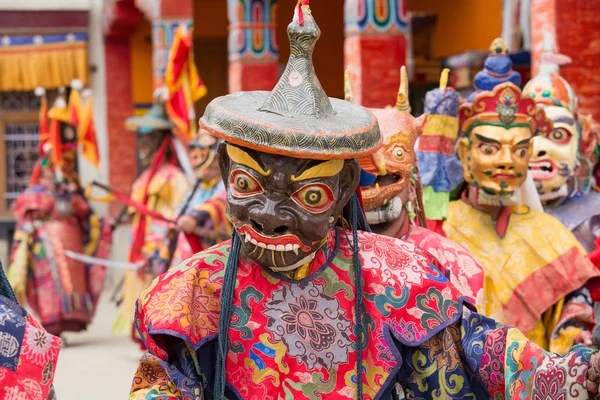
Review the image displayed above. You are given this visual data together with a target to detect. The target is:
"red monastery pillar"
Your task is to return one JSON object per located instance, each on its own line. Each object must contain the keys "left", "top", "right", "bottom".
{"left": 228, "top": 0, "right": 279, "bottom": 92}
{"left": 531, "top": 0, "right": 600, "bottom": 121}
{"left": 344, "top": 0, "right": 409, "bottom": 108}
{"left": 102, "top": 0, "right": 143, "bottom": 217}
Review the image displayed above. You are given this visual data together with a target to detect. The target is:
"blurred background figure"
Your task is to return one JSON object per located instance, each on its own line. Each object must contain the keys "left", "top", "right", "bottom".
{"left": 170, "top": 129, "right": 231, "bottom": 268}
{"left": 7, "top": 85, "right": 111, "bottom": 338}
{"left": 111, "top": 100, "right": 190, "bottom": 347}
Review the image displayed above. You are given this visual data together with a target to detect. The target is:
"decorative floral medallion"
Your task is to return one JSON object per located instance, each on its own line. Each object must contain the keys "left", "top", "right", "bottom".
{"left": 21, "top": 325, "right": 57, "bottom": 367}
{"left": 530, "top": 353, "right": 580, "bottom": 400}
{"left": 263, "top": 281, "right": 353, "bottom": 370}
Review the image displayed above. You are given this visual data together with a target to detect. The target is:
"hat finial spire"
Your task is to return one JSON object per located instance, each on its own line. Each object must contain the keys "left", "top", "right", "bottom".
{"left": 439, "top": 68, "right": 450, "bottom": 91}
{"left": 344, "top": 70, "right": 355, "bottom": 103}
{"left": 396, "top": 66, "right": 410, "bottom": 112}
{"left": 259, "top": 2, "right": 334, "bottom": 118}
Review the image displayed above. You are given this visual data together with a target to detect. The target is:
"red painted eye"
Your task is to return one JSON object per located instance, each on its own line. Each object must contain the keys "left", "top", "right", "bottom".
{"left": 546, "top": 128, "right": 572, "bottom": 145}
{"left": 229, "top": 169, "right": 263, "bottom": 197}
{"left": 291, "top": 184, "right": 336, "bottom": 214}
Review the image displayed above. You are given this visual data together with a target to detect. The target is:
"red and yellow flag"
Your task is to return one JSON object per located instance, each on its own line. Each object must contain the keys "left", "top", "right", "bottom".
{"left": 78, "top": 96, "right": 100, "bottom": 167}
{"left": 48, "top": 118, "right": 63, "bottom": 167}
{"left": 68, "top": 83, "right": 84, "bottom": 128}
{"left": 165, "top": 25, "right": 207, "bottom": 143}
{"left": 35, "top": 84, "right": 100, "bottom": 168}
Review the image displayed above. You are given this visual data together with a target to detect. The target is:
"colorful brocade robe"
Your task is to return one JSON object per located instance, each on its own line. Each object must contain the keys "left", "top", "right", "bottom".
{"left": 402, "top": 225, "right": 484, "bottom": 307}
{"left": 130, "top": 228, "right": 598, "bottom": 399}
{"left": 444, "top": 199, "right": 600, "bottom": 354}
{"left": 0, "top": 294, "right": 61, "bottom": 400}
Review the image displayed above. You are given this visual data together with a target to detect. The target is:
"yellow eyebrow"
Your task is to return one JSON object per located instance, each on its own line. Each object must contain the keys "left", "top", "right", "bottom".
{"left": 291, "top": 159, "right": 344, "bottom": 182}
{"left": 226, "top": 144, "right": 272, "bottom": 177}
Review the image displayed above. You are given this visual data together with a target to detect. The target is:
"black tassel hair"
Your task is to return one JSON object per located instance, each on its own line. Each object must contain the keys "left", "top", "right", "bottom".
{"left": 214, "top": 231, "right": 241, "bottom": 397}
{"left": 213, "top": 195, "right": 366, "bottom": 399}
{"left": 349, "top": 193, "right": 365, "bottom": 399}
{"left": 351, "top": 192, "right": 371, "bottom": 233}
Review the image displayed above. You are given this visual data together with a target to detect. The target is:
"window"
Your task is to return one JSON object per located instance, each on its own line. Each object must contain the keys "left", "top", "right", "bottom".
{"left": 4, "top": 122, "right": 40, "bottom": 212}
{"left": 0, "top": 91, "right": 42, "bottom": 218}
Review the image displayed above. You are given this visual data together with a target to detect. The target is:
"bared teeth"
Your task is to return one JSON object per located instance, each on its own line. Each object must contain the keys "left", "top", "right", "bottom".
{"left": 530, "top": 161, "right": 551, "bottom": 169}
{"left": 246, "top": 236, "right": 304, "bottom": 254}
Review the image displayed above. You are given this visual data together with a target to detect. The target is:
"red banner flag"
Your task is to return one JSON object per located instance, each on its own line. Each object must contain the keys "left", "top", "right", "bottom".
{"left": 165, "top": 25, "right": 207, "bottom": 143}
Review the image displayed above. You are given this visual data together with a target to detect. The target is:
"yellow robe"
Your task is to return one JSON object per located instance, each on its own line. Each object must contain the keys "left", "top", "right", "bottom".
{"left": 444, "top": 200, "right": 599, "bottom": 353}
{"left": 113, "top": 163, "right": 190, "bottom": 336}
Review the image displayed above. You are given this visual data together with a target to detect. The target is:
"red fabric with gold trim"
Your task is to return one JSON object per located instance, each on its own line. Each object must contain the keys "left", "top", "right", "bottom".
{"left": 505, "top": 247, "right": 596, "bottom": 333}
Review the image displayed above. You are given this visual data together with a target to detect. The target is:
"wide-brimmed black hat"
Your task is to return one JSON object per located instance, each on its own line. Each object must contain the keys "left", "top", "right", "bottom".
{"left": 200, "top": 3, "right": 381, "bottom": 160}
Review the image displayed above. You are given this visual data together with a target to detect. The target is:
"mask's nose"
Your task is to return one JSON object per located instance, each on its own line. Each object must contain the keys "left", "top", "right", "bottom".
{"left": 496, "top": 147, "right": 514, "bottom": 169}
{"left": 532, "top": 136, "right": 550, "bottom": 158}
{"left": 247, "top": 200, "right": 293, "bottom": 235}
